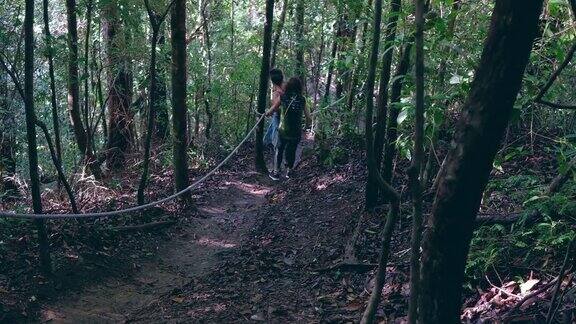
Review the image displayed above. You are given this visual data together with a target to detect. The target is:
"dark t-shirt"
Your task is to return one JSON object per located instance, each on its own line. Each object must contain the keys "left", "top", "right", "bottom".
{"left": 279, "top": 93, "right": 305, "bottom": 140}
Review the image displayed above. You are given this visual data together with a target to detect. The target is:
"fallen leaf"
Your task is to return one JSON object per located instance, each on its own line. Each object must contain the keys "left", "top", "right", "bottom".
{"left": 172, "top": 296, "right": 185, "bottom": 304}
{"left": 520, "top": 279, "right": 539, "bottom": 294}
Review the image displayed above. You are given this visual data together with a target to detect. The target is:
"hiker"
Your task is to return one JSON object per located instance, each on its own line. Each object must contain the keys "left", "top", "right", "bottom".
{"left": 266, "top": 77, "right": 306, "bottom": 181}
{"left": 263, "top": 68, "right": 285, "bottom": 149}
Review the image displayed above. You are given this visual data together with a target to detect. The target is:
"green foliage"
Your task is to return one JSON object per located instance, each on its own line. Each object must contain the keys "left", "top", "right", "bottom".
{"left": 319, "top": 145, "right": 348, "bottom": 167}
{"left": 469, "top": 176, "right": 576, "bottom": 280}
{"left": 468, "top": 218, "right": 576, "bottom": 280}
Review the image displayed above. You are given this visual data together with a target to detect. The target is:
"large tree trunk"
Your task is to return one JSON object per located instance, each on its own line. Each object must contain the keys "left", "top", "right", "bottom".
{"left": 171, "top": 0, "right": 191, "bottom": 199}
{"left": 24, "top": 0, "right": 52, "bottom": 274}
{"left": 365, "top": 0, "right": 402, "bottom": 209}
{"left": 254, "top": 0, "right": 275, "bottom": 173}
{"left": 66, "top": 0, "right": 102, "bottom": 178}
{"left": 418, "top": 1, "right": 544, "bottom": 322}
{"left": 104, "top": 2, "right": 134, "bottom": 171}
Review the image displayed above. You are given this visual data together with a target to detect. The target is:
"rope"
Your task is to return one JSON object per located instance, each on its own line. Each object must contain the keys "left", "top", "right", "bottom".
{"left": 0, "top": 113, "right": 267, "bottom": 220}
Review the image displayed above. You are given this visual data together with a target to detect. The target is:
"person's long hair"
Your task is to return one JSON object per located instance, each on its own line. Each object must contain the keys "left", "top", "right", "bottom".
{"left": 284, "top": 77, "right": 303, "bottom": 97}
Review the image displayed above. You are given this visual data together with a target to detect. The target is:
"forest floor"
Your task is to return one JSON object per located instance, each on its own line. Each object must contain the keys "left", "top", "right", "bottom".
{"left": 1, "top": 131, "right": 574, "bottom": 323}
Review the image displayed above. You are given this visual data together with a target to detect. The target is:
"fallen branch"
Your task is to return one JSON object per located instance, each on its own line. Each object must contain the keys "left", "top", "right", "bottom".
{"left": 316, "top": 262, "right": 378, "bottom": 273}
{"left": 475, "top": 210, "right": 540, "bottom": 227}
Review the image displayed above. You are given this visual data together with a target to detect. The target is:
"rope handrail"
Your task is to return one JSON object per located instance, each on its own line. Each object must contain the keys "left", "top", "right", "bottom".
{"left": 0, "top": 113, "right": 266, "bottom": 220}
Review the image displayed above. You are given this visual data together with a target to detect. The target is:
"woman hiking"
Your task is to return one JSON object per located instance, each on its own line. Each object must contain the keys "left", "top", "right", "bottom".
{"left": 266, "top": 77, "right": 306, "bottom": 181}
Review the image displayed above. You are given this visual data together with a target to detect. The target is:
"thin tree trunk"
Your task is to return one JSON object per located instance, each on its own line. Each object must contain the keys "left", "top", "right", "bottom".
{"left": 361, "top": 202, "right": 400, "bottom": 324}
{"left": 312, "top": 1, "right": 327, "bottom": 110}
{"left": 67, "top": 0, "right": 102, "bottom": 179}
{"left": 95, "top": 44, "right": 107, "bottom": 146}
{"left": 381, "top": 42, "right": 413, "bottom": 184}
{"left": 154, "top": 29, "right": 169, "bottom": 140}
{"left": 83, "top": 0, "right": 94, "bottom": 136}
{"left": 200, "top": 0, "right": 214, "bottom": 139}
{"left": 43, "top": 0, "right": 63, "bottom": 169}
{"left": 295, "top": 0, "right": 306, "bottom": 83}
{"left": 255, "top": 0, "right": 275, "bottom": 173}
{"left": 407, "top": 0, "right": 425, "bottom": 321}
{"left": 323, "top": 35, "right": 338, "bottom": 102}
{"left": 0, "top": 71, "right": 18, "bottom": 197}
{"left": 35, "top": 120, "right": 78, "bottom": 213}
{"left": 345, "top": 0, "right": 373, "bottom": 112}
{"left": 171, "top": 0, "right": 191, "bottom": 200}
{"left": 418, "top": 2, "right": 544, "bottom": 322}
{"left": 335, "top": 14, "right": 355, "bottom": 100}
{"left": 421, "top": 0, "right": 461, "bottom": 186}
{"left": 25, "top": 0, "right": 52, "bottom": 274}
{"left": 365, "top": 0, "right": 402, "bottom": 209}
{"left": 271, "top": 0, "right": 289, "bottom": 68}
{"left": 360, "top": 0, "right": 402, "bottom": 321}
{"left": 138, "top": 34, "right": 160, "bottom": 204}
{"left": 138, "top": 0, "right": 173, "bottom": 205}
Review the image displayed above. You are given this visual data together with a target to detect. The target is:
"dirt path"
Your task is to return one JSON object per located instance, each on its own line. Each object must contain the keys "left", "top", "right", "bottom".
{"left": 41, "top": 172, "right": 273, "bottom": 323}
{"left": 39, "top": 137, "right": 390, "bottom": 323}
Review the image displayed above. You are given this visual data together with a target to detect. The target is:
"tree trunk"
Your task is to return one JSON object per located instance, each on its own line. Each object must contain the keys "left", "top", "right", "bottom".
{"left": 295, "top": 0, "right": 306, "bottom": 83}
{"left": 43, "top": 0, "right": 63, "bottom": 169}
{"left": 361, "top": 0, "right": 403, "bottom": 319}
{"left": 407, "top": 0, "right": 425, "bottom": 321}
{"left": 171, "top": 0, "right": 191, "bottom": 200}
{"left": 199, "top": 0, "right": 214, "bottom": 139}
{"left": 0, "top": 73, "right": 18, "bottom": 197}
{"left": 25, "top": 0, "right": 52, "bottom": 274}
{"left": 335, "top": 14, "right": 355, "bottom": 100}
{"left": 323, "top": 34, "right": 338, "bottom": 102}
{"left": 255, "top": 0, "right": 275, "bottom": 173}
{"left": 345, "top": 0, "right": 373, "bottom": 112}
{"left": 104, "top": 2, "right": 134, "bottom": 171}
{"left": 271, "top": 0, "right": 289, "bottom": 68}
{"left": 381, "top": 42, "right": 413, "bottom": 184}
{"left": 421, "top": 0, "right": 461, "bottom": 186}
{"left": 95, "top": 44, "right": 108, "bottom": 146}
{"left": 138, "top": 33, "right": 160, "bottom": 205}
{"left": 67, "top": 0, "right": 102, "bottom": 178}
{"left": 154, "top": 29, "right": 169, "bottom": 140}
{"left": 83, "top": 0, "right": 94, "bottom": 138}
{"left": 365, "top": 0, "right": 402, "bottom": 209}
{"left": 418, "top": 2, "right": 544, "bottom": 322}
